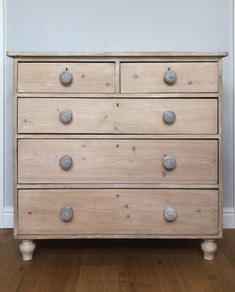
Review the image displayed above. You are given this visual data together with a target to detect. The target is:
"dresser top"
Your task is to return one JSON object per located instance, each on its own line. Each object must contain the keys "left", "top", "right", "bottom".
{"left": 7, "top": 51, "right": 228, "bottom": 58}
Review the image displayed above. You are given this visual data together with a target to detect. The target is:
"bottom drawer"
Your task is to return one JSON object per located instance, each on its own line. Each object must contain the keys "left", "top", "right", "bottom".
{"left": 18, "top": 189, "right": 218, "bottom": 236}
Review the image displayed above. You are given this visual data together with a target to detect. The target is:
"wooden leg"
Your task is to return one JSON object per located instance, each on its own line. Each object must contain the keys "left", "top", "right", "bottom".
{"left": 201, "top": 240, "right": 217, "bottom": 260}
{"left": 19, "top": 240, "right": 36, "bottom": 261}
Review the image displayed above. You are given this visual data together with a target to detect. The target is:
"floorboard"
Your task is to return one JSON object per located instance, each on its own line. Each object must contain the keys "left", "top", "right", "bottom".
{"left": 0, "top": 229, "right": 235, "bottom": 292}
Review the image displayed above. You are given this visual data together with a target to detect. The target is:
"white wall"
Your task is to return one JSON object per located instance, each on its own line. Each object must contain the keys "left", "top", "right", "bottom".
{"left": 0, "top": 0, "right": 4, "bottom": 227}
{"left": 2, "top": 0, "right": 234, "bottom": 226}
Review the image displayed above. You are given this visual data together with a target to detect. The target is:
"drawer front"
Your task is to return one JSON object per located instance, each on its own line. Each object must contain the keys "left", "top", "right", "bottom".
{"left": 121, "top": 62, "right": 218, "bottom": 93}
{"left": 18, "top": 189, "right": 218, "bottom": 235}
{"left": 18, "top": 98, "right": 218, "bottom": 135}
{"left": 18, "top": 139, "right": 218, "bottom": 184}
{"left": 18, "top": 62, "right": 115, "bottom": 93}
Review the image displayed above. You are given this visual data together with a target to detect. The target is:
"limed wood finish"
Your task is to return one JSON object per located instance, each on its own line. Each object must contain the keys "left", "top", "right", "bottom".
{"left": 18, "top": 62, "right": 116, "bottom": 93}
{"left": 7, "top": 51, "right": 228, "bottom": 57}
{"left": 18, "top": 139, "right": 218, "bottom": 184}
{"left": 7, "top": 51, "right": 227, "bottom": 261}
{"left": 1, "top": 229, "right": 235, "bottom": 292}
{"left": 18, "top": 189, "right": 218, "bottom": 235}
{"left": 18, "top": 98, "right": 218, "bottom": 134}
{"left": 121, "top": 62, "right": 218, "bottom": 93}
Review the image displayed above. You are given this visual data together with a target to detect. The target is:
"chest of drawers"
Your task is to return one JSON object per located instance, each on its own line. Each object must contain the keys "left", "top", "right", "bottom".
{"left": 7, "top": 51, "right": 227, "bottom": 261}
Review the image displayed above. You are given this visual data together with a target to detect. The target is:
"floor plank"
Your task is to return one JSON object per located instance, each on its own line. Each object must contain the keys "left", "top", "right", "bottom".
{"left": 0, "top": 229, "right": 235, "bottom": 292}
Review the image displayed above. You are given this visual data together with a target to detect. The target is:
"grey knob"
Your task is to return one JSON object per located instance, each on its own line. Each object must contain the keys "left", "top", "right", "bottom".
{"left": 164, "top": 70, "right": 177, "bottom": 84}
{"left": 60, "top": 206, "right": 73, "bottom": 222}
{"left": 59, "top": 109, "right": 73, "bottom": 124}
{"left": 164, "top": 207, "right": 177, "bottom": 221}
{"left": 60, "top": 155, "right": 73, "bottom": 171}
{"left": 163, "top": 111, "right": 176, "bottom": 125}
{"left": 59, "top": 70, "right": 73, "bottom": 86}
{"left": 163, "top": 155, "right": 176, "bottom": 170}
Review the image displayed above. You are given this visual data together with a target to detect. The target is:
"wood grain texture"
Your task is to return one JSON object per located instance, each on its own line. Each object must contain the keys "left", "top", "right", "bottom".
{"left": 18, "top": 139, "right": 218, "bottom": 184}
{"left": 17, "top": 134, "right": 220, "bottom": 139}
{"left": 17, "top": 189, "right": 218, "bottom": 236}
{"left": 13, "top": 59, "right": 18, "bottom": 236}
{"left": 121, "top": 62, "right": 218, "bottom": 93}
{"left": 11, "top": 56, "right": 224, "bottom": 64}
{"left": 14, "top": 234, "right": 222, "bottom": 240}
{"left": 18, "top": 62, "right": 116, "bottom": 93}
{"left": 17, "top": 183, "right": 219, "bottom": 189}
{"left": 17, "top": 92, "right": 219, "bottom": 98}
{"left": 1, "top": 229, "right": 235, "bottom": 292}
{"left": 18, "top": 98, "right": 218, "bottom": 135}
{"left": 7, "top": 51, "right": 229, "bottom": 57}
{"left": 218, "top": 59, "right": 224, "bottom": 237}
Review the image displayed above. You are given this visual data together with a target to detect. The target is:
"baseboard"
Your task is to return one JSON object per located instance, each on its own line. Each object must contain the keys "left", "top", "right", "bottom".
{"left": 2, "top": 207, "right": 235, "bottom": 229}
{"left": 3, "top": 207, "right": 13, "bottom": 228}
{"left": 223, "top": 207, "right": 235, "bottom": 228}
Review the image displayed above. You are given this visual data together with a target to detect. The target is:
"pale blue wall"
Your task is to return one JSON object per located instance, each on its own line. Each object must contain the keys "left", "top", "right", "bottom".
{"left": 4, "top": 0, "right": 234, "bottom": 207}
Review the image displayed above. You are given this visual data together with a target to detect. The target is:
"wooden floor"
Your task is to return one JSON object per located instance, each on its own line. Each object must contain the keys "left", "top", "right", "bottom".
{"left": 1, "top": 230, "right": 235, "bottom": 292}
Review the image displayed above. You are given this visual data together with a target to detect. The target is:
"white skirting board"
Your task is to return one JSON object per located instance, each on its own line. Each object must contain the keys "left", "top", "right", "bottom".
{"left": 3, "top": 207, "right": 13, "bottom": 228}
{"left": 2, "top": 207, "right": 235, "bottom": 229}
{"left": 223, "top": 208, "right": 235, "bottom": 228}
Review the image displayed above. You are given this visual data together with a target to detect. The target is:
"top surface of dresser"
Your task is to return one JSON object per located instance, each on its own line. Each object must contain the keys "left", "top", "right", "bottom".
{"left": 7, "top": 51, "right": 228, "bottom": 57}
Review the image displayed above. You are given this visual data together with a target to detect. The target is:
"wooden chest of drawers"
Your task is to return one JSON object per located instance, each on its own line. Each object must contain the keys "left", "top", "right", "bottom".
{"left": 7, "top": 51, "right": 227, "bottom": 261}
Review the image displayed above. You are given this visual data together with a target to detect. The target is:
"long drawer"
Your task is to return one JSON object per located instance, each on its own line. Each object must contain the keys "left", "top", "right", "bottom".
{"left": 18, "top": 189, "right": 218, "bottom": 235}
{"left": 18, "top": 98, "right": 218, "bottom": 134}
{"left": 18, "top": 139, "right": 218, "bottom": 184}
{"left": 121, "top": 62, "right": 218, "bottom": 93}
{"left": 18, "top": 62, "right": 116, "bottom": 93}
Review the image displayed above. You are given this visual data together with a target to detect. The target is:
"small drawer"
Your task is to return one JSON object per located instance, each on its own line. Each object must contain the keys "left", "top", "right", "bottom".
{"left": 18, "top": 98, "right": 218, "bottom": 135}
{"left": 121, "top": 62, "right": 218, "bottom": 93}
{"left": 18, "top": 139, "right": 218, "bottom": 184}
{"left": 18, "top": 62, "right": 115, "bottom": 93}
{"left": 18, "top": 189, "right": 218, "bottom": 235}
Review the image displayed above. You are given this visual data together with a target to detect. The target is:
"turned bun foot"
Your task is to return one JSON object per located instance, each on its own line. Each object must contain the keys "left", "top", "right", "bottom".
{"left": 19, "top": 240, "right": 36, "bottom": 261}
{"left": 201, "top": 240, "right": 217, "bottom": 260}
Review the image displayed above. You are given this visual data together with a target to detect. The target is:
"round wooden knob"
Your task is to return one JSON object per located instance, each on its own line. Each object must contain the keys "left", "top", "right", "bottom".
{"left": 164, "top": 206, "right": 177, "bottom": 221}
{"left": 60, "top": 206, "right": 73, "bottom": 222}
{"left": 164, "top": 70, "right": 177, "bottom": 84}
{"left": 60, "top": 155, "right": 73, "bottom": 171}
{"left": 162, "top": 155, "right": 176, "bottom": 170}
{"left": 163, "top": 111, "right": 176, "bottom": 124}
{"left": 59, "top": 70, "right": 73, "bottom": 86}
{"left": 59, "top": 109, "right": 73, "bottom": 124}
